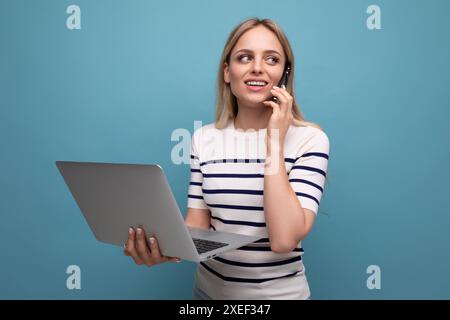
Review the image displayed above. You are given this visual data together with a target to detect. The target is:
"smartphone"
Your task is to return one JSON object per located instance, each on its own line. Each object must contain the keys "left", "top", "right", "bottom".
{"left": 271, "top": 63, "right": 291, "bottom": 103}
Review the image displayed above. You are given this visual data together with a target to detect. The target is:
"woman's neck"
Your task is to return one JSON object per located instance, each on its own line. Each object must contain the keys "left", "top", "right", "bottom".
{"left": 234, "top": 103, "right": 272, "bottom": 131}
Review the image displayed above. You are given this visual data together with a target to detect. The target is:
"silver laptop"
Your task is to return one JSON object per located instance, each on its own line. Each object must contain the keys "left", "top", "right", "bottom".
{"left": 56, "top": 161, "right": 260, "bottom": 262}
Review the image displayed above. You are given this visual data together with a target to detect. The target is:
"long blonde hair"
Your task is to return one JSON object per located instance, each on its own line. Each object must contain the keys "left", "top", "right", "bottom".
{"left": 214, "top": 17, "right": 322, "bottom": 131}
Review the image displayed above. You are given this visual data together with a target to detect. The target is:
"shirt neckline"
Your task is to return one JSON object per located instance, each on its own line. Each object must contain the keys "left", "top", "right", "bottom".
{"left": 227, "top": 119, "right": 268, "bottom": 136}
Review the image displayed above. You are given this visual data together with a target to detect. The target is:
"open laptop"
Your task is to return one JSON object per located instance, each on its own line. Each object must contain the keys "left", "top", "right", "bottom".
{"left": 55, "top": 161, "right": 260, "bottom": 262}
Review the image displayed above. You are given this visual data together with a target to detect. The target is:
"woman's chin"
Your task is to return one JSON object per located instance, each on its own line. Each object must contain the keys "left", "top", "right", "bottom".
{"left": 239, "top": 95, "right": 270, "bottom": 107}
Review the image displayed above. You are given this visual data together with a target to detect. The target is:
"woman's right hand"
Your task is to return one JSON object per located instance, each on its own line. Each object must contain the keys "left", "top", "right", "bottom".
{"left": 124, "top": 227, "right": 181, "bottom": 266}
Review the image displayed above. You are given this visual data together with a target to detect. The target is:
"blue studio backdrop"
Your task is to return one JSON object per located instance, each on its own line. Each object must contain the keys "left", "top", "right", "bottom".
{"left": 1, "top": 0, "right": 449, "bottom": 299}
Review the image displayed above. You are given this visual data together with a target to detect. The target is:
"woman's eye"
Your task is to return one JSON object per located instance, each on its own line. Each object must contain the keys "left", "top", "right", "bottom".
{"left": 267, "top": 56, "right": 280, "bottom": 64}
{"left": 238, "top": 54, "right": 251, "bottom": 62}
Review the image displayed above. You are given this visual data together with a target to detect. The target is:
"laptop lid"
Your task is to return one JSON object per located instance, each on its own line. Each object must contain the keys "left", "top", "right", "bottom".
{"left": 56, "top": 161, "right": 202, "bottom": 261}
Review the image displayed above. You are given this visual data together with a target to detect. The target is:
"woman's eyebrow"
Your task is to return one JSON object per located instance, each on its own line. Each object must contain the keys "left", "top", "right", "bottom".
{"left": 234, "top": 49, "right": 281, "bottom": 56}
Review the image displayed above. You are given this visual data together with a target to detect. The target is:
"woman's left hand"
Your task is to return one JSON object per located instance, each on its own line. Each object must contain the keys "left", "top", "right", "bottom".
{"left": 263, "top": 86, "right": 294, "bottom": 153}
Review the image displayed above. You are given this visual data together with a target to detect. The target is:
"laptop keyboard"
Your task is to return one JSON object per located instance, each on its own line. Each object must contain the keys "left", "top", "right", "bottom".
{"left": 192, "top": 238, "right": 228, "bottom": 254}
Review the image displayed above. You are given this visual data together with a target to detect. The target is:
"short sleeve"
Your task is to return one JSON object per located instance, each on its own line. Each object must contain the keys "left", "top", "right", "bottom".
{"left": 288, "top": 130, "right": 330, "bottom": 215}
{"left": 187, "top": 129, "right": 208, "bottom": 209}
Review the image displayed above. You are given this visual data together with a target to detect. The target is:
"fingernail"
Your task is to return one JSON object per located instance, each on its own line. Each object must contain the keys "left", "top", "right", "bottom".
{"left": 149, "top": 237, "right": 155, "bottom": 244}
{"left": 273, "top": 86, "right": 279, "bottom": 89}
{"left": 128, "top": 227, "right": 133, "bottom": 234}
{"left": 136, "top": 228, "right": 142, "bottom": 235}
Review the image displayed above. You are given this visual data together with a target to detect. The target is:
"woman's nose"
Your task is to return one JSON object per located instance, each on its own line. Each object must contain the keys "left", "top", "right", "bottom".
{"left": 251, "top": 59, "right": 264, "bottom": 73}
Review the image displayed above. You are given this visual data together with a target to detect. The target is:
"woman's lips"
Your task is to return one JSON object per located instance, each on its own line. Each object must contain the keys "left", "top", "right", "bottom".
{"left": 245, "top": 84, "right": 269, "bottom": 92}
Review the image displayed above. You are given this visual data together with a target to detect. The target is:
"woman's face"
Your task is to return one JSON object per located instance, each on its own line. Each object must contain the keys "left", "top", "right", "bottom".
{"left": 224, "top": 25, "right": 286, "bottom": 107}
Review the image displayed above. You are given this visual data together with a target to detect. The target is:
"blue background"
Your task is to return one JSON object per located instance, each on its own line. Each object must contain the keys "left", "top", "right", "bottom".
{"left": 1, "top": 0, "right": 449, "bottom": 299}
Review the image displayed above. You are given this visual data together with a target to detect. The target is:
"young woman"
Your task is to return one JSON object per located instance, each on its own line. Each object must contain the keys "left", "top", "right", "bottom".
{"left": 124, "top": 17, "right": 330, "bottom": 300}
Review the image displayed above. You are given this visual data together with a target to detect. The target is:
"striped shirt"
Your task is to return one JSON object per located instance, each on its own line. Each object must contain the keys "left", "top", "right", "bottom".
{"left": 187, "top": 119, "right": 330, "bottom": 299}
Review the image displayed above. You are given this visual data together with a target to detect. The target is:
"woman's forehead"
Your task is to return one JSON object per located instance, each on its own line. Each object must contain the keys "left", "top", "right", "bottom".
{"left": 233, "top": 26, "right": 283, "bottom": 54}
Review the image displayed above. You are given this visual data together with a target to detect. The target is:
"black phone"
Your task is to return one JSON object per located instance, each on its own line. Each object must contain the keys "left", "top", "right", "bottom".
{"left": 271, "top": 63, "right": 291, "bottom": 103}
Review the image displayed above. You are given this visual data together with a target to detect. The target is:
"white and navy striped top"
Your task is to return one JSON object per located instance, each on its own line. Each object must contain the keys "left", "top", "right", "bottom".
{"left": 187, "top": 119, "right": 330, "bottom": 299}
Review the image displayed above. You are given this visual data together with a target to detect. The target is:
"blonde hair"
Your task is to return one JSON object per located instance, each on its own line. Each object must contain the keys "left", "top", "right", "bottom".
{"left": 214, "top": 17, "right": 322, "bottom": 131}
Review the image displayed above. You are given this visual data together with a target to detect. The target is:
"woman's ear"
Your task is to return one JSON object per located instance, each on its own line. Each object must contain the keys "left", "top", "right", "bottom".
{"left": 223, "top": 62, "right": 230, "bottom": 84}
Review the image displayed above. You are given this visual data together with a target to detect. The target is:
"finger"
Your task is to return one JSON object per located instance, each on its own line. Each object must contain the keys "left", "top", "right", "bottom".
{"left": 272, "top": 86, "right": 293, "bottom": 114}
{"left": 263, "top": 100, "right": 280, "bottom": 114}
{"left": 271, "top": 87, "right": 288, "bottom": 114}
{"left": 270, "top": 87, "right": 286, "bottom": 105}
{"left": 148, "top": 236, "right": 164, "bottom": 262}
{"left": 135, "top": 227, "right": 154, "bottom": 266}
{"left": 274, "top": 85, "right": 291, "bottom": 99}
{"left": 166, "top": 257, "right": 182, "bottom": 263}
{"left": 123, "top": 243, "right": 130, "bottom": 256}
{"left": 126, "top": 227, "right": 144, "bottom": 265}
